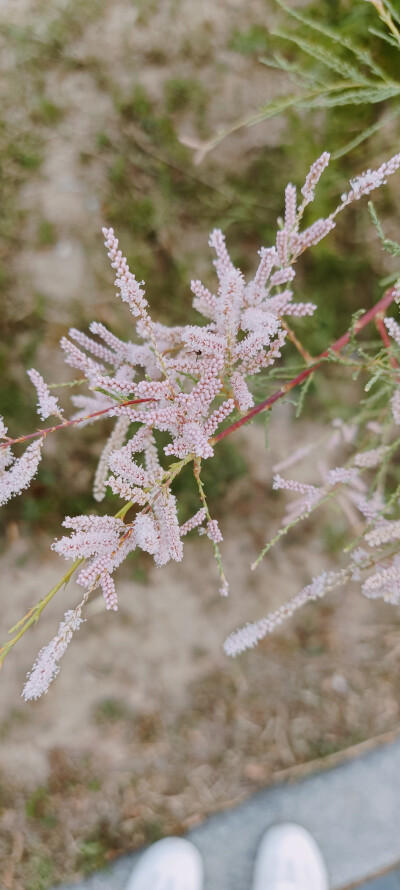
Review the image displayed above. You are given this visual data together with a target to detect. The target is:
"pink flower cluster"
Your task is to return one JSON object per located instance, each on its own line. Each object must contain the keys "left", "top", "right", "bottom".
{"left": 1, "top": 149, "right": 400, "bottom": 697}
{"left": 43, "top": 164, "right": 340, "bottom": 610}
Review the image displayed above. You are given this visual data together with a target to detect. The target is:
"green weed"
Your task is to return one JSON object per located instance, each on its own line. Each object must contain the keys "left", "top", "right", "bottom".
{"left": 92, "top": 697, "right": 132, "bottom": 724}
{"left": 37, "top": 220, "right": 57, "bottom": 246}
{"left": 77, "top": 839, "right": 108, "bottom": 874}
{"left": 25, "top": 787, "right": 57, "bottom": 828}
{"left": 25, "top": 856, "right": 54, "bottom": 890}
{"left": 76, "top": 819, "right": 122, "bottom": 874}
{"left": 229, "top": 24, "right": 269, "bottom": 56}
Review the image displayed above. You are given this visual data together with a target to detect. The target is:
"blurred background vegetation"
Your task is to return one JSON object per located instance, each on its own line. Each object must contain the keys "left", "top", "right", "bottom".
{"left": 0, "top": 0, "right": 399, "bottom": 535}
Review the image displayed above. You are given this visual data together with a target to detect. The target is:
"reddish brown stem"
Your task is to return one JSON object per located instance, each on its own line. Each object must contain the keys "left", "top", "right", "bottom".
{"left": 1, "top": 288, "right": 397, "bottom": 454}
{"left": 0, "top": 398, "right": 155, "bottom": 450}
{"left": 213, "top": 286, "right": 398, "bottom": 445}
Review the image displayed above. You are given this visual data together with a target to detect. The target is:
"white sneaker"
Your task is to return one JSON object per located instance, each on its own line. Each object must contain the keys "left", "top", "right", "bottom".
{"left": 125, "top": 837, "right": 204, "bottom": 890}
{"left": 252, "top": 823, "right": 329, "bottom": 890}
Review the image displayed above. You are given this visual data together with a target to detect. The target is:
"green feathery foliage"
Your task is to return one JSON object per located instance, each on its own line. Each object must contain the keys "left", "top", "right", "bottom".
{"left": 368, "top": 201, "right": 400, "bottom": 257}
{"left": 196, "top": 0, "right": 400, "bottom": 162}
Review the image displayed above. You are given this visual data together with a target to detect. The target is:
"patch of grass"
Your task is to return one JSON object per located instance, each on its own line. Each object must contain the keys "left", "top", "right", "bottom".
{"left": 25, "top": 856, "right": 54, "bottom": 890}
{"left": 229, "top": 24, "right": 269, "bottom": 56}
{"left": 135, "top": 0, "right": 162, "bottom": 27}
{"left": 76, "top": 819, "right": 123, "bottom": 874}
{"left": 7, "top": 136, "right": 43, "bottom": 171}
{"left": 108, "top": 190, "right": 156, "bottom": 236}
{"left": 308, "top": 732, "right": 366, "bottom": 759}
{"left": 96, "top": 130, "right": 112, "bottom": 150}
{"left": 144, "top": 46, "right": 168, "bottom": 66}
{"left": 88, "top": 777, "right": 102, "bottom": 791}
{"left": 77, "top": 839, "right": 108, "bottom": 874}
{"left": 179, "top": 22, "right": 214, "bottom": 65}
{"left": 25, "top": 787, "right": 57, "bottom": 828}
{"left": 42, "top": 0, "right": 107, "bottom": 61}
{"left": 37, "top": 219, "right": 57, "bottom": 246}
{"left": 32, "top": 98, "right": 64, "bottom": 126}
{"left": 91, "top": 697, "right": 132, "bottom": 725}
{"left": 116, "top": 84, "right": 153, "bottom": 121}
{"left": 164, "top": 76, "right": 206, "bottom": 115}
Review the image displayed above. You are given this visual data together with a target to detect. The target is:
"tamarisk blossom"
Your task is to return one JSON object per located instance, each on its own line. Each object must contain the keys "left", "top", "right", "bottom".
{"left": 365, "top": 519, "right": 400, "bottom": 547}
{"left": 179, "top": 507, "right": 207, "bottom": 536}
{"left": 384, "top": 316, "right": 400, "bottom": 347}
{"left": 354, "top": 446, "right": 389, "bottom": 468}
{"left": 341, "top": 152, "right": 400, "bottom": 204}
{"left": 284, "top": 183, "right": 297, "bottom": 232}
{"left": 23, "top": 608, "right": 84, "bottom": 701}
{"left": 290, "top": 217, "right": 336, "bottom": 256}
{"left": 27, "top": 369, "right": 64, "bottom": 421}
{"left": 227, "top": 444, "right": 400, "bottom": 656}
{"left": 273, "top": 440, "right": 370, "bottom": 525}
{"left": 272, "top": 473, "right": 323, "bottom": 521}
{"left": 262, "top": 398, "right": 400, "bottom": 637}
{"left": 326, "top": 467, "right": 361, "bottom": 486}
{"left": 0, "top": 433, "right": 43, "bottom": 506}
{"left": 132, "top": 513, "right": 159, "bottom": 555}
{"left": 52, "top": 515, "right": 134, "bottom": 611}
{"left": 93, "top": 416, "right": 131, "bottom": 502}
{"left": 206, "top": 519, "right": 223, "bottom": 543}
{"left": 224, "top": 570, "right": 347, "bottom": 655}
{"left": 355, "top": 491, "right": 386, "bottom": 523}
{"left": 391, "top": 390, "right": 400, "bottom": 425}
{"left": 301, "top": 152, "right": 330, "bottom": 206}
{"left": 0, "top": 418, "right": 12, "bottom": 475}
{"left": 362, "top": 554, "right": 400, "bottom": 604}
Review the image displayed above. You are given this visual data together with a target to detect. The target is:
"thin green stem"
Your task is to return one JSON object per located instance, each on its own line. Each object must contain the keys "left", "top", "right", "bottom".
{"left": 0, "top": 499, "right": 134, "bottom": 665}
{"left": 188, "top": 81, "right": 367, "bottom": 161}
{"left": 193, "top": 457, "right": 228, "bottom": 593}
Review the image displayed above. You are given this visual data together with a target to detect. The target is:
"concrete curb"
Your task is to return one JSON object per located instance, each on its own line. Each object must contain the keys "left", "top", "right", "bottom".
{"left": 361, "top": 870, "right": 400, "bottom": 889}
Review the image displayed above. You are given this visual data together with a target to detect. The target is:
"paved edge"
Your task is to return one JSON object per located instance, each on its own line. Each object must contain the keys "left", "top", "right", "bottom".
{"left": 53, "top": 737, "right": 400, "bottom": 890}
{"left": 354, "top": 865, "right": 400, "bottom": 889}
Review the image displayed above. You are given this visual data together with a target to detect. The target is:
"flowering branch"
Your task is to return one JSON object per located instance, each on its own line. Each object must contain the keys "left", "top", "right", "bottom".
{"left": 3, "top": 285, "right": 395, "bottom": 671}
{"left": 0, "top": 499, "right": 134, "bottom": 668}
{"left": 212, "top": 286, "right": 398, "bottom": 444}
{"left": 1, "top": 149, "right": 400, "bottom": 698}
{"left": 0, "top": 398, "right": 155, "bottom": 450}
